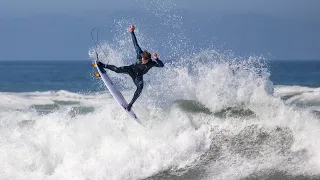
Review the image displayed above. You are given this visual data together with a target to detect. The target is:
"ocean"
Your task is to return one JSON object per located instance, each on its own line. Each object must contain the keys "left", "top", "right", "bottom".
{"left": 1, "top": 57, "right": 320, "bottom": 180}
{"left": 2, "top": 60, "right": 320, "bottom": 92}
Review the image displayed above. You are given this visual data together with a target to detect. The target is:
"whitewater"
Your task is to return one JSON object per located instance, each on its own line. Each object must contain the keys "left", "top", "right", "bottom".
{"left": 2, "top": 50, "right": 320, "bottom": 179}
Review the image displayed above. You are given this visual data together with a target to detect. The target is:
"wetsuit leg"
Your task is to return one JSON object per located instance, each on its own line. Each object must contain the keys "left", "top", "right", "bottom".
{"left": 102, "top": 63, "right": 143, "bottom": 111}
{"left": 105, "top": 65, "right": 133, "bottom": 74}
{"left": 127, "top": 76, "right": 143, "bottom": 111}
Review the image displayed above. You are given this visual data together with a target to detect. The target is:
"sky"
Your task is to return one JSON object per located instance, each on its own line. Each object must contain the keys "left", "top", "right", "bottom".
{"left": 1, "top": 0, "right": 319, "bottom": 19}
{"left": 1, "top": 0, "right": 319, "bottom": 60}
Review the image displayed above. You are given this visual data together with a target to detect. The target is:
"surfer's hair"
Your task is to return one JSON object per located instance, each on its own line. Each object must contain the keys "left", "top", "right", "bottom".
{"left": 141, "top": 50, "right": 151, "bottom": 60}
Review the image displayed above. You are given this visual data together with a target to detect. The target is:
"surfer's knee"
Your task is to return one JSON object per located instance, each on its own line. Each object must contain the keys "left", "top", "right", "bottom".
{"left": 115, "top": 66, "right": 132, "bottom": 74}
{"left": 112, "top": 66, "right": 126, "bottom": 73}
{"left": 114, "top": 68, "right": 122, "bottom": 73}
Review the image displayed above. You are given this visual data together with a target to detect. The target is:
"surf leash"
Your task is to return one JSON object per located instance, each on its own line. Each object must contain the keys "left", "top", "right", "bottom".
{"left": 91, "top": 28, "right": 109, "bottom": 65}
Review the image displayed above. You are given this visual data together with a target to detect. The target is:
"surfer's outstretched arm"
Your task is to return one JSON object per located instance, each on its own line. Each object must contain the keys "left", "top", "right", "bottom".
{"left": 152, "top": 53, "right": 164, "bottom": 67}
{"left": 129, "top": 25, "right": 143, "bottom": 59}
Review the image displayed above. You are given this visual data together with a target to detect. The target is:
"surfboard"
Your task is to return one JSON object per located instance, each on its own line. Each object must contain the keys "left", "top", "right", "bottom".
{"left": 93, "top": 60, "right": 144, "bottom": 126}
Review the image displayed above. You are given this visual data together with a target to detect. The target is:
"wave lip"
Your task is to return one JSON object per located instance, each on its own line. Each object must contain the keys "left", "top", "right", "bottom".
{"left": 274, "top": 86, "right": 320, "bottom": 113}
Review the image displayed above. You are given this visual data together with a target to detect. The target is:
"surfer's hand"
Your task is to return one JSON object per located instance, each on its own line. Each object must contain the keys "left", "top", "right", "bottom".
{"left": 95, "top": 52, "right": 99, "bottom": 59}
{"left": 153, "top": 52, "right": 158, "bottom": 59}
{"left": 129, "top": 25, "right": 135, "bottom": 32}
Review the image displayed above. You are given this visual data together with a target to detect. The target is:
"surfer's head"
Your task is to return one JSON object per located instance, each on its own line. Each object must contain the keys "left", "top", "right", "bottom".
{"left": 141, "top": 50, "right": 151, "bottom": 64}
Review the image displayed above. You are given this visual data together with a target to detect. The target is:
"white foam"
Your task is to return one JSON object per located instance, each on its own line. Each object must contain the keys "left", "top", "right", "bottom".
{"left": 0, "top": 97, "right": 212, "bottom": 180}
{"left": 274, "top": 85, "right": 319, "bottom": 97}
{"left": 3, "top": 52, "right": 320, "bottom": 179}
{"left": 274, "top": 86, "right": 320, "bottom": 111}
{"left": 90, "top": 38, "right": 320, "bottom": 179}
{"left": 0, "top": 90, "right": 110, "bottom": 112}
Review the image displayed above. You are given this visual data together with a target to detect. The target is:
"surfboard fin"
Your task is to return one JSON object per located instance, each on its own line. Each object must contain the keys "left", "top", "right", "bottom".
{"left": 92, "top": 63, "right": 97, "bottom": 68}
{"left": 93, "top": 72, "right": 101, "bottom": 77}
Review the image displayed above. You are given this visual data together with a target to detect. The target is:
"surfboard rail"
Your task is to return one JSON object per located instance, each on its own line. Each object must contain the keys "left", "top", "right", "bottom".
{"left": 94, "top": 60, "right": 144, "bottom": 126}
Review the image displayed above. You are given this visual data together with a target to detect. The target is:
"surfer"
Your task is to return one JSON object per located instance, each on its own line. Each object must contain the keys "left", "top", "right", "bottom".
{"left": 97, "top": 25, "right": 164, "bottom": 111}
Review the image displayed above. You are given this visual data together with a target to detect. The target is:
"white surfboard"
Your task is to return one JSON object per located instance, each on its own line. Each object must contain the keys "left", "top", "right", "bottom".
{"left": 94, "top": 59, "right": 144, "bottom": 126}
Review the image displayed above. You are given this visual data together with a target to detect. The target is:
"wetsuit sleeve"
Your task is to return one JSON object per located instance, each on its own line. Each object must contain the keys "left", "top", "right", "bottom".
{"left": 153, "top": 58, "right": 164, "bottom": 67}
{"left": 131, "top": 32, "right": 143, "bottom": 59}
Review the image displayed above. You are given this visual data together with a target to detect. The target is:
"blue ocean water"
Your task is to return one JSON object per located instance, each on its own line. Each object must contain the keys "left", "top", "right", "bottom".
{"left": 3, "top": 60, "right": 98, "bottom": 92}
{"left": 2, "top": 60, "right": 320, "bottom": 93}
{"left": 268, "top": 60, "right": 320, "bottom": 87}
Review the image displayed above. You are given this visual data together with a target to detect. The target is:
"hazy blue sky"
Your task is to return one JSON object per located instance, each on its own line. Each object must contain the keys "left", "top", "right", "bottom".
{"left": 1, "top": 0, "right": 319, "bottom": 19}
{"left": 1, "top": 0, "right": 319, "bottom": 60}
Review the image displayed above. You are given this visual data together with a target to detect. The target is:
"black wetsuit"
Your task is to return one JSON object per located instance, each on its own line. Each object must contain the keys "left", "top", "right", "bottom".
{"left": 98, "top": 31, "right": 164, "bottom": 110}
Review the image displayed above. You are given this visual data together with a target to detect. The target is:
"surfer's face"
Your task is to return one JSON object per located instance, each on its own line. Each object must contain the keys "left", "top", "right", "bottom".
{"left": 141, "top": 57, "right": 149, "bottom": 64}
